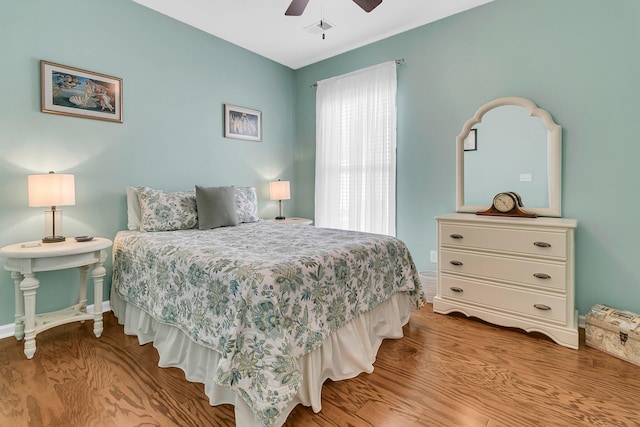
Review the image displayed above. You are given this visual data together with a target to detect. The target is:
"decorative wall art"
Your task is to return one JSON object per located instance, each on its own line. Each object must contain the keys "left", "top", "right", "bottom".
{"left": 464, "top": 128, "right": 477, "bottom": 151}
{"left": 41, "top": 60, "right": 123, "bottom": 123}
{"left": 224, "top": 104, "right": 262, "bottom": 141}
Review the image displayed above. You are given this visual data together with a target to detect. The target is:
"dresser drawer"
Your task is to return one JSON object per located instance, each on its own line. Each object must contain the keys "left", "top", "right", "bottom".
{"left": 440, "top": 250, "right": 567, "bottom": 292}
{"left": 440, "top": 223, "right": 567, "bottom": 259}
{"left": 439, "top": 275, "right": 567, "bottom": 323}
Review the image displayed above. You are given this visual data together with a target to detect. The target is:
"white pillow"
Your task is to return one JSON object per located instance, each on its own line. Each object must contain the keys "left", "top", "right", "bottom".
{"left": 126, "top": 186, "right": 141, "bottom": 230}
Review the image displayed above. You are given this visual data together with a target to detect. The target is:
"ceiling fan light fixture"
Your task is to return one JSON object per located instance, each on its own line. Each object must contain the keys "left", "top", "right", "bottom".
{"left": 304, "top": 19, "right": 334, "bottom": 35}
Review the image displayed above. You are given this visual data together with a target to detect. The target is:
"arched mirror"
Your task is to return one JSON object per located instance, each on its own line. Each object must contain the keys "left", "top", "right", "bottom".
{"left": 456, "top": 97, "right": 562, "bottom": 217}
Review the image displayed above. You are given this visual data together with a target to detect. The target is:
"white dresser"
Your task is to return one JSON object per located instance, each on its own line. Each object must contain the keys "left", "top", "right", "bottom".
{"left": 433, "top": 213, "right": 578, "bottom": 349}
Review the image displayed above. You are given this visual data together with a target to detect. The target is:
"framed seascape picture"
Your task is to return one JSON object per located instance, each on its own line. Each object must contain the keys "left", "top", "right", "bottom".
{"left": 41, "top": 60, "right": 123, "bottom": 123}
{"left": 224, "top": 104, "right": 262, "bottom": 141}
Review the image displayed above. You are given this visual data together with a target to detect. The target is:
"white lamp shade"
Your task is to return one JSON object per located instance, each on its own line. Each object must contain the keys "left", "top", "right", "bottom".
{"left": 28, "top": 173, "right": 76, "bottom": 207}
{"left": 269, "top": 180, "right": 291, "bottom": 201}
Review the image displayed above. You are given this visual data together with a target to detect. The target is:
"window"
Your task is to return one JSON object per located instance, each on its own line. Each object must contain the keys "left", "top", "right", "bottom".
{"left": 314, "top": 62, "right": 397, "bottom": 236}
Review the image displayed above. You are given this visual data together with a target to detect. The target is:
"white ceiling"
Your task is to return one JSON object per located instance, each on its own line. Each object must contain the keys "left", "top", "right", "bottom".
{"left": 131, "top": 0, "right": 494, "bottom": 70}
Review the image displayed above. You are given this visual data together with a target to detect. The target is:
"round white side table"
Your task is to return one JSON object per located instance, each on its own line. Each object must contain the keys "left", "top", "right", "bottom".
{"left": 0, "top": 237, "right": 112, "bottom": 359}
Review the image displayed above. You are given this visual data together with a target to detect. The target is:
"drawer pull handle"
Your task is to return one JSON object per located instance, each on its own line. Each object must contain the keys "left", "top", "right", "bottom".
{"left": 450, "top": 234, "right": 464, "bottom": 239}
{"left": 533, "top": 273, "right": 551, "bottom": 279}
{"left": 450, "top": 287, "right": 464, "bottom": 293}
{"left": 533, "top": 241, "right": 551, "bottom": 248}
{"left": 620, "top": 332, "right": 629, "bottom": 345}
{"left": 450, "top": 260, "right": 464, "bottom": 266}
{"left": 534, "top": 304, "right": 551, "bottom": 311}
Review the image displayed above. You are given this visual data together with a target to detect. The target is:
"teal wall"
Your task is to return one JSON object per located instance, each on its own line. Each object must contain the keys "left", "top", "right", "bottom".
{"left": 294, "top": 0, "right": 640, "bottom": 315}
{"left": 1, "top": 0, "right": 639, "bottom": 327}
{"left": 0, "top": 0, "right": 295, "bottom": 325}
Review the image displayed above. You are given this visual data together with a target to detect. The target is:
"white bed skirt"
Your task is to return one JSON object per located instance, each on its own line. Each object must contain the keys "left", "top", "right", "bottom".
{"left": 110, "top": 289, "right": 412, "bottom": 426}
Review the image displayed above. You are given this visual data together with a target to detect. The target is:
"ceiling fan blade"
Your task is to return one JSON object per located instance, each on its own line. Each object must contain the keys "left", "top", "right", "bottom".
{"left": 285, "top": 0, "right": 310, "bottom": 16}
{"left": 352, "top": 0, "right": 382, "bottom": 13}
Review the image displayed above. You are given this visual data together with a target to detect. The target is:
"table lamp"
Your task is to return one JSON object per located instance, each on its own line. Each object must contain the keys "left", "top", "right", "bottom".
{"left": 269, "top": 179, "right": 290, "bottom": 220}
{"left": 28, "top": 171, "right": 75, "bottom": 243}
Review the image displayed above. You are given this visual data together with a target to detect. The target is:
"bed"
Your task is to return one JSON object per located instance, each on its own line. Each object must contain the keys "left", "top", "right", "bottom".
{"left": 110, "top": 185, "right": 424, "bottom": 427}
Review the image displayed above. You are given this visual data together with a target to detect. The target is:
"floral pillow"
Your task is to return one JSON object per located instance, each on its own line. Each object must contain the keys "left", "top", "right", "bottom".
{"left": 137, "top": 186, "right": 198, "bottom": 232}
{"left": 235, "top": 187, "right": 259, "bottom": 223}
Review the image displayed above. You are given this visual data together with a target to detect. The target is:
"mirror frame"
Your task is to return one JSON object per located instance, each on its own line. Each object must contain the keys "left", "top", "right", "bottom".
{"left": 456, "top": 96, "right": 562, "bottom": 217}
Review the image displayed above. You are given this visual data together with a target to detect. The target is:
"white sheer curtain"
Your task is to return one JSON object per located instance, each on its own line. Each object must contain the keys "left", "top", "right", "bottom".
{"left": 314, "top": 61, "right": 397, "bottom": 236}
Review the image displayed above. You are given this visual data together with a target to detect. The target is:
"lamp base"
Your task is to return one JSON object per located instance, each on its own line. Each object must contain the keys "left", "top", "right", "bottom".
{"left": 275, "top": 216, "right": 286, "bottom": 220}
{"left": 42, "top": 235, "right": 65, "bottom": 243}
{"left": 43, "top": 209, "right": 65, "bottom": 243}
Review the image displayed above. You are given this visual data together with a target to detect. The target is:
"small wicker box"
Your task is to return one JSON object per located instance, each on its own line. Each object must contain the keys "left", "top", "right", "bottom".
{"left": 585, "top": 304, "right": 640, "bottom": 366}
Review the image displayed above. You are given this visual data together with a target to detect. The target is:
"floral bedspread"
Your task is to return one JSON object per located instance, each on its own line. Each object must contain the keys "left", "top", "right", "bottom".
{"left": 112, "top": 221, "right": 423, "bottom": 426}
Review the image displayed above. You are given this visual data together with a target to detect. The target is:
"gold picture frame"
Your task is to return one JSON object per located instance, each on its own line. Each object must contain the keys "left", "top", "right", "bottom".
{"left": 41, "top": 60, "right": 123, "bottom": 123}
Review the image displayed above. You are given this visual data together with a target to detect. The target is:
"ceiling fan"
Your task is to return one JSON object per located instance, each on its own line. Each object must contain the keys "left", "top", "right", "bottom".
{"left": 285, "top": 0, "right": 382, "bottom": 16}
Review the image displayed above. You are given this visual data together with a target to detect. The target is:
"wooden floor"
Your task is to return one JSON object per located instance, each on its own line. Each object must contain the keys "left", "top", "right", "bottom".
{"left": 1, "top": 305, "right": 639, "bottom": 427}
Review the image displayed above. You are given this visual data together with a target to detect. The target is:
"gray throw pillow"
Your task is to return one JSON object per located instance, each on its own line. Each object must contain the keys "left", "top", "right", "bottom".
{"left": 195, "top": 185, "right": 239, "bottom": 229}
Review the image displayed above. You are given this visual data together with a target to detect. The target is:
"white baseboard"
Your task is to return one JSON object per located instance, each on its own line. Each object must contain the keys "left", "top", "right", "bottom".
{"left": 0, "top": 323, "right": 14, "bottom": 340}
{"left": 0, "top": 301, "right": 111, "bottom": 340}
